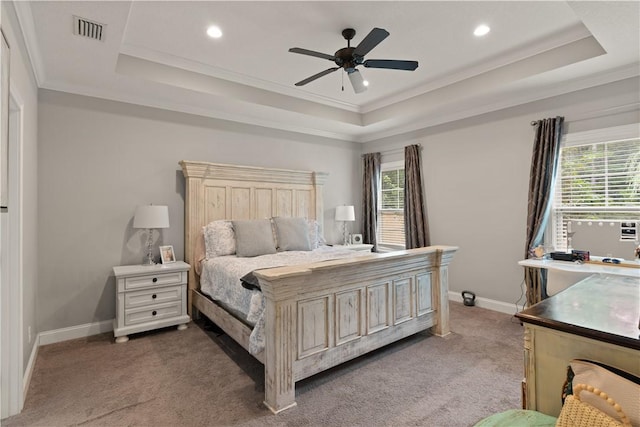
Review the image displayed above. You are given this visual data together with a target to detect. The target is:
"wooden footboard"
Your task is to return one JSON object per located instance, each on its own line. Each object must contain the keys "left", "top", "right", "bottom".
{"left": 255, "top": 245, "right": 457, "bottom": 413}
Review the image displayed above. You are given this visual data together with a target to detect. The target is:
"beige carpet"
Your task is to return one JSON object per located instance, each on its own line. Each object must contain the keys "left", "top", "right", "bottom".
{"left": 3, "top": 302, "right": 523, "bottom": 426}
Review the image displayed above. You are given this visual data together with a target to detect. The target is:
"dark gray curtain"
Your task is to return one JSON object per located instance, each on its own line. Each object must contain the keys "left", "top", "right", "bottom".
{"left": 524, "top": 116, "right": 564, "bottom": 306}
{"left": 362, "top": 152, "right": 381, "bottom": 251}
{"left": 404, "top": 144, "right": 430, "bottom": 249}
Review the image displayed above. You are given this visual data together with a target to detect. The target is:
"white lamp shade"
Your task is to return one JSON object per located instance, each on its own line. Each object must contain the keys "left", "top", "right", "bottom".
{"left": 335, "top": 205, "right": 355, "bottom": 222}
{"left": 133, "top": 205, "right": 170, "bottom": 229}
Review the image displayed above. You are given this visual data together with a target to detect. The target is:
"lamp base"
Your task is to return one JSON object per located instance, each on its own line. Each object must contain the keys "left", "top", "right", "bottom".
{"left": 342, "top": 222, "right": 350, "bottom": 246}
{"left": 142, "top": 228, "right": 156, "bottom": 265}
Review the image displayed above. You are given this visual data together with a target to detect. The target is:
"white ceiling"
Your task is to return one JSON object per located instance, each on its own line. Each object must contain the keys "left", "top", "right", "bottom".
{"left": 13, "top": 1, "right": 640, "bottom": 143}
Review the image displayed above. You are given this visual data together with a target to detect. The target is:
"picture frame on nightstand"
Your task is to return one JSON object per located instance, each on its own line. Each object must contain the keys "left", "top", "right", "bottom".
{"left": 160, "top": 245, "right": 176, "bottom": 264}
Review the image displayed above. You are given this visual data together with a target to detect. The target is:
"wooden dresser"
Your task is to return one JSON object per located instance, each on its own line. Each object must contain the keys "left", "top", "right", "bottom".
{"left": 515, "top": 274, "right": 639, "bottom": 417}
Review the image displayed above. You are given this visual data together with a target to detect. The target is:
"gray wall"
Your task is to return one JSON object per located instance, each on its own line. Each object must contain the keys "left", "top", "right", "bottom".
{"left": 363, "top": 77, "right": 640, "bottom": 307}
{"left": 34, "top": 71, "right": 640, "bottom": 330}
{"left": 37, "top": 90, "right": 362, "bottom": 332}
{"left": 1, "top": 1, "right": 40, "bottom": 374}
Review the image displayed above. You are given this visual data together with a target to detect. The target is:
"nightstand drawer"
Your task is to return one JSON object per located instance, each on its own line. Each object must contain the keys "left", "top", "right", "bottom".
{"left": 125, "top": 286, "right": 182, "bottom": 309}
{"left": 125, "top": 301, "right": 182, "bottom": 326}
{"left": 124, "top": 271, "right": 183, "bottom": 290}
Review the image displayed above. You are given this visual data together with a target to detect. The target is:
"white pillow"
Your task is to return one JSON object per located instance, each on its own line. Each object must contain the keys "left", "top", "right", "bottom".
{"left": 306, "top": 219, "right": 326, "bottom": 249}
{"left": 203, "top": 220, "right": 236, "bottom": 258}
{"left": 233, "top": 219, "right": 277, "bottom": 257}
{"left": 273, "top": 217, "right": 312, "bottom": 251}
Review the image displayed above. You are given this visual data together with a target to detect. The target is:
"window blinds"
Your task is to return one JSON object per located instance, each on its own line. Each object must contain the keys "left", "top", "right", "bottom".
{"left": 379, "top": 166, "right": 406, "bottom": 247}
{"left": 552, "top": 137, "right": 640, "bottom": 250}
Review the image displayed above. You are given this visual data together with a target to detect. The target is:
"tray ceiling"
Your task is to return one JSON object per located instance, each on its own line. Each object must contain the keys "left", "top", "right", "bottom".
{"left": 13, "top": 1, "right": 640, "bottom": 142}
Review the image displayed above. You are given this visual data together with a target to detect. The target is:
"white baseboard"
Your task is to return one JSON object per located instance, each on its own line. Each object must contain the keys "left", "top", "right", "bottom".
{"left": 38, "top": 319, "right": 114, "bottom": 346}
{"left": 448, "top": 291, "right": 521, "bottom": 316}
{"left": 35, "top": 298, "right": 513, "bottom": 347}
{"left": 22, "top": 338, "right": 39, "bottom": 405}
{"left": 32, "top": 296, "right": 513, "bottom": 347}
{"left": 21, "top": 320, "right": 113, "bottom": 405}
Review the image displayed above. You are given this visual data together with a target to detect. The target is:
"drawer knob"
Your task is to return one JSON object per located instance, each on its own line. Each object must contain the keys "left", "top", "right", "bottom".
{"left": 152, "top": 310, "right": 157, "bottom": 316}
{"left": 152, "top": 294, "right": 157, "bottom": 299}
{"left": 152, "top": 278, "right": 158, "bottom": 283}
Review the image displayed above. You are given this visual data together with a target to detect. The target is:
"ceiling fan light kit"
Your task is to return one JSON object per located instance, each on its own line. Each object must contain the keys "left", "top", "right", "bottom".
{"left": 348, "top": 69, "right": 366, "bottom": 93}
{"left": 289, "top": 27, "right": 419, "bottom": 94}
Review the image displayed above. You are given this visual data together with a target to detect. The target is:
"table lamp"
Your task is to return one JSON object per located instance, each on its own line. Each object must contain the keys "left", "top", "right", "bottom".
{"left": 133, "top": 205, "right": 170, "bottom": 265}
{"left": 335, "top": 205, "right": 355, "bottom": 245}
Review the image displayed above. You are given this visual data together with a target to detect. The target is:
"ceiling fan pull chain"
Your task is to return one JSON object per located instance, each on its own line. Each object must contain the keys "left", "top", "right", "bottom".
{"left": 341, "top": 71, "right": 344, "bottom": 92}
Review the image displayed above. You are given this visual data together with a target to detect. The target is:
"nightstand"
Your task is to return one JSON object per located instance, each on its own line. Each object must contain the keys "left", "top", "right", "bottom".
{"left": 113, "top": 261, "right": 191, "bottom": 343}
{"left": 333, "top": 243, "right": 374, "bottom": 252}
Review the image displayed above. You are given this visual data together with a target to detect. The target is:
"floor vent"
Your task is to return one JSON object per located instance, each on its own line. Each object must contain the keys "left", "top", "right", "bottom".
{"left": 73, "top": 16, "right": 105, "bottom": 41}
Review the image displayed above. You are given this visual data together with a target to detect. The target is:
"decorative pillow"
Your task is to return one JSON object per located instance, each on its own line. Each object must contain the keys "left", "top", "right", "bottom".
{"left": 233, "top": 219, "right": 277, "bottom": 257}
{"left": 306, "top": 218, "right": 326, "bottom": 249}
{"left": 273, "top": 217, "right": 312, "bottom": 251}
{"left": 568, "top": 359, "right": 640, "bottom": 427}
{"left": 203, "top": 220, "right": 235, "bottom": 258}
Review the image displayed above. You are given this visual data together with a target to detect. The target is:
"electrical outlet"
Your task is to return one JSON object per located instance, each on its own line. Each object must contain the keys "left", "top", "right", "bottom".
{"left": 28, "top": 326, "right": 32, "bottom": 343}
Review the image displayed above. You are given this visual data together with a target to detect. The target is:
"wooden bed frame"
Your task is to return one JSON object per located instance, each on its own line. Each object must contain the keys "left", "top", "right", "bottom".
{"left": 180, "top": 160, "right": 457, "bottom": 414}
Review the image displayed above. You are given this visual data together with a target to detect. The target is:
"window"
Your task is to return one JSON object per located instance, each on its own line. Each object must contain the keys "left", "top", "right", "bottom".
{"left": 550, "top": 125, "right": 640, "bottom": 251}
{"left": 379, "top": 162, "right": 405, "bottom": 248}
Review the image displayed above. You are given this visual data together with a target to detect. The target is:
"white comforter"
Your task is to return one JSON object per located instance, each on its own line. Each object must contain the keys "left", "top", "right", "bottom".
{"left": 200, "top": 246, "right": 370, "bottom": 355}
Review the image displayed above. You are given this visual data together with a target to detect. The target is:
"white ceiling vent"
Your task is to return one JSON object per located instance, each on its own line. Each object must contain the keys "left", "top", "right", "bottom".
{"left": 73, "top": 16, "right": 105, "bottom": 41}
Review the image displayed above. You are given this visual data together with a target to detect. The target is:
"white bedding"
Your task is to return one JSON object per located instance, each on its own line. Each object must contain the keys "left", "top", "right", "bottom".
{"left": 200, "top": 246, "right": 371, "bottom": 355}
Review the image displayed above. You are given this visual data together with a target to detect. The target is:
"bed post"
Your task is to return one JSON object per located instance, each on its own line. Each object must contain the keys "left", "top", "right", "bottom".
{"left": 261, "top": 282, "right": 297, "bottom": 414}
{"left": 432, "top": 247, "right": 455, "bottom": 336}
{"left": 180, "top": 161, "right": 205, "bottom": 317}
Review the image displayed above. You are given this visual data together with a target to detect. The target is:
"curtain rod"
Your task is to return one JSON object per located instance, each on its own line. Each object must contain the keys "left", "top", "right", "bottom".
{"left": 363, "top": 143, "right": 422, "bottom": 157}
{"left": 530, "top": 102, "right": 639, "bottom": 127}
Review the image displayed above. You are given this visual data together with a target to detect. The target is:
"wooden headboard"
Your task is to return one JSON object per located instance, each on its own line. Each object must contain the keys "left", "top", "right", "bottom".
{"left": 179, "top": 161, "right": 329, "bottom": 300}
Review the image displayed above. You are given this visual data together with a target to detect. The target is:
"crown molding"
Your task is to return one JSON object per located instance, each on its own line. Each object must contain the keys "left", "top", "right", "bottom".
{"left": 357, "top": 64, "right": 640, "bottom": 144}
{"left": 40, "top": 80, "right": 360, "bottom": 143}
{"left": 120, "top": 43, "right": 362, "bottom": 113}
{"left": 40, "top": 58, "right": 638, "bottom": 147}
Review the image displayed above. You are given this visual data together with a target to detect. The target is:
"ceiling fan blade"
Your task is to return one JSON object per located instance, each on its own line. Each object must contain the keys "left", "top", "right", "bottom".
{"left": 353, "top": 28, "right": 389, "bottom": 57}
{"left": 348, "top": 69, "right": 367, "bottom": 94}
{"left": 363, "top": 59, "right": 419, "bottom": 71}
{"left": 294, "top": 67, "right": 340, "bottom": 86}
{"left": 289, "top": 47, "right": 336, "bottom": 61}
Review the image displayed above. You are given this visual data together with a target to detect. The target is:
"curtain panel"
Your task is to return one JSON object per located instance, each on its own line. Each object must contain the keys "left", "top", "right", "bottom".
{"left": 404, "top": 144, "right": 431, "bottom": 249}
{"left": 524, "top": 116, "right": 564, "bottom": 305}
{"left": 362, "top": 152, "right": 381, "bottom": 251}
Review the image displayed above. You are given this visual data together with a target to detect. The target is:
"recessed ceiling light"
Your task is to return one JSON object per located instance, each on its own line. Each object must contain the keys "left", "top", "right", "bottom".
{"left": 474, "top": 24, "right": 490, "bottom": 37}
{"left": 363, "top": 80, "right": 369, "bottom": 87}
{"left": 207, "top": 25, "right": 223, "bottom": 39}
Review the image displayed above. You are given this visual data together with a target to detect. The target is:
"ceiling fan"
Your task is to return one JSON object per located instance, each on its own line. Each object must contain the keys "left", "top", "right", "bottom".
{"left": 289, "top": 27, "right": 418, "bottom": 94}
